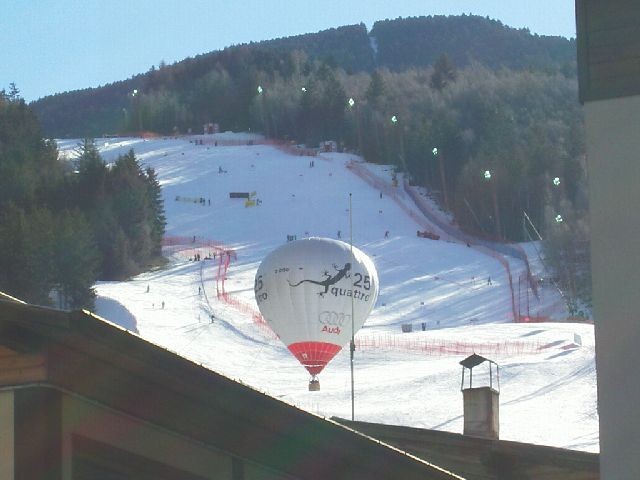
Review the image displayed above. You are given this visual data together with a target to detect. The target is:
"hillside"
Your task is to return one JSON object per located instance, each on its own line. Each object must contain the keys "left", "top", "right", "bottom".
{"left": 31, "top": 15, "right": 575, "bottom": 139}
{"left": 258, "top": 23, "right": 374, "bottom": 72}
{"left": 370, "top": 15, "right": 576, "bottom": 72}
{"left": 57, "top": 135, "right": 598, "bottom": 452}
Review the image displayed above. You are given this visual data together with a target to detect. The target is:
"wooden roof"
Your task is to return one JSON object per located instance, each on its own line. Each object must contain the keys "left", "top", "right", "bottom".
{"left": 0, "top": 297, "right": 462, "bottom": 480}
{"left": 336, "top": 418, "right": 599, "bottom": 480}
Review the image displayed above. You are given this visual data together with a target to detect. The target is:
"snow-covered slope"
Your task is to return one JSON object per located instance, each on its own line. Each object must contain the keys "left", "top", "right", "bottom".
{"left": 59, "top": 135, "right": 597, "bottom": 452}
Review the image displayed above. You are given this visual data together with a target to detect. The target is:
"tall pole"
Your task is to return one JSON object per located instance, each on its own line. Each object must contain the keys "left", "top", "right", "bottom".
{"left": 131, "top": 89, "right": 142, "bottom": 132}
{"left": 391, "top": 115, "right": 409, "bottom": 175}
{"left": 258, "top": 85, "right": 268, "bottom": 137}
{"left": 518, "top": 274, "right": 522, "bottom": 321}
{"left": 434, "top": 147, "right": 449, "bottom": 210}
{"left": 484, "top": 170, "right": 502, "bottom": 240}
{"left": 349, "top": 193, "right": 355, "bottom": 421}
{"left": 491, "top": 180, "right": 502, "bottom": 240}
{"left": 356, "top": 104, "right": 363, "bottom": 156}
{"left": 348, "top": 98, "right": 363, "bottom": 156}
{"left": 526, "top": 278, "right": 530, "bottom": 318}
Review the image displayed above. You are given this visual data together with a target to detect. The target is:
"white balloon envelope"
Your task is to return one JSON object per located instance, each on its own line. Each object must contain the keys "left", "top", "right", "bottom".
{"left": 255, "top": 237, "right": 378, "bottom": 378}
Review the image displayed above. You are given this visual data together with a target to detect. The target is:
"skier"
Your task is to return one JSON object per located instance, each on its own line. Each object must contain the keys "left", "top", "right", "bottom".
{"left": 337, "top": 230, "right": 341, "bottom": 239}
{"left": 384, "top": 230, "right": 389, "bottom": 238}
{"left": 487, "top": 276, "right": 492, "bottom": 285}
{"left": 161, "top": 301, "right": 165, "bottom": 309}
{"left": 146, "top": 284, "right": 150, "bottom": 293}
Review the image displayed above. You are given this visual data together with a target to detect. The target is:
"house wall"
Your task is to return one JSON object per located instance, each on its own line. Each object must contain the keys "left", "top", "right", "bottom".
{"left": 0, "top": 390, "right": 14, "bottom": 479}
{"left": 576, "top": 0, "right": 640, "bottom": 102}
{"left": 62, "top": 392, "right": 230, "bottom": 479}
{"left": 576, "top": 1, "right": 640, "bottom": 478}
{"left": 60, "top": 391, "right": 291, "bottom": 480}
{"left": 3, "top": 384, "right": 291, "bottom": 480}
{"left": 584, "top": 94, "right": 640, "bottom": 480}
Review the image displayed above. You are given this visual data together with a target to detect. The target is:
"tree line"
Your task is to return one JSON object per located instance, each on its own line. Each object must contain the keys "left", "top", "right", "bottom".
{"left": 0, "top": 88, "right": 165, "bottom": 309}
{"left": 30, "top": 14, "right": 575, "bottom": 138}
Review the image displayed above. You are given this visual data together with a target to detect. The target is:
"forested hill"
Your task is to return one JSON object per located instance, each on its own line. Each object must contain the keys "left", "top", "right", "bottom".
{"left": 31, "top": 15, "right": 574, "bottom": 138}
{"left": 258, "top": 23, "right": 374, "bottom": 72}
{"left": 370, "top": 16, "right": 576, "bottom": 73}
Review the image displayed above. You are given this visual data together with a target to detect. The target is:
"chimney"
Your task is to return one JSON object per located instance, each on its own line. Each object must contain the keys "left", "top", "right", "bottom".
{"left": 460, "top": 354, "right": 500, "bottom": 439}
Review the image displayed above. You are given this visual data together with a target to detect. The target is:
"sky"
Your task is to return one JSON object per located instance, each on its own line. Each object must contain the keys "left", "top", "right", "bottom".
{"left": 2, "top": 1, "right": 576, "bottom": 102}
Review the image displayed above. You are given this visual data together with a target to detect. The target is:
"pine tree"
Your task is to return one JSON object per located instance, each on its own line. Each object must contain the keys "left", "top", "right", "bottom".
{"left": 51, "top": 210, "right": 100, "bottom": 309}
{"left": 0, "top": 206, "right": 57, "bottom": 305}
{"left": 75, "top": 138, "right": 107, "bottom": 209}
{"left": 145, "top": 167, "right": 166, "bottom": 256}
{"left": 365, "top": 70, "right": 388, "bottom": 108}
{"left": 8, "top": 83, "right": 20, "bottom": 101}
{"left": 322, "top": 73, "right": 347, "bottom": 141}
{"left": 430, "top": 54, "right": 458, "bottom": 90}
{"left": 109, "top": 149, "right": 151, "bottom": 267}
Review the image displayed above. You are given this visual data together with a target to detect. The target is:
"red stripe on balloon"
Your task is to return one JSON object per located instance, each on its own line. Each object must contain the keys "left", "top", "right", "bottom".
{"left": 287, "top": 342, "right": 342, "bottom": 376}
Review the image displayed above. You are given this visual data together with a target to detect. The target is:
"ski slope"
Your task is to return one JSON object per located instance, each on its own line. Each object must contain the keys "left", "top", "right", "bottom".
{"left": 58, "top": 135, "right": 598, "bottom": 452}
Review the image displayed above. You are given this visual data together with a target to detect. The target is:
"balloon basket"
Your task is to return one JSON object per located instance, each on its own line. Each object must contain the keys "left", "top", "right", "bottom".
{"left": 309, "top": 378, "right": 320, "bottom": 391}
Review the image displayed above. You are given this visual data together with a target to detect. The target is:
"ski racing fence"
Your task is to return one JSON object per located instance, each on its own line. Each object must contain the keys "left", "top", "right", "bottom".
{"left": 191, "top": 136, "right": 318, "bottom": 157}
{"left": 344, "top": 159, "right": 438, "bottom": 234}
{"left": 163, "top": 236, "right": 276, "bottom": 339}
{"left": 354, "top": 333, "right": 544, "bottom": 357}
{"left": 343, "top": 160, "right": 541, "bottom": 323}
{"left": 163, "top": 235, "right": 548, "bottom": 357}
{"left": 402, "top": 177, "right": 539, "bottom": 299}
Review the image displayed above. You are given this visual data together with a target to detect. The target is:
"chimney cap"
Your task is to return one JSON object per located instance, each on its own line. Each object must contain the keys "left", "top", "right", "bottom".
{"left": 460, "top": 353, "right": 498, "bottom": 369}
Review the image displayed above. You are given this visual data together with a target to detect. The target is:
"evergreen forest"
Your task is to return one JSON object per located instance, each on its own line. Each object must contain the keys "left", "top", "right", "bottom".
{"left": 0, "top": 88, "right": 166, "bottom": 309}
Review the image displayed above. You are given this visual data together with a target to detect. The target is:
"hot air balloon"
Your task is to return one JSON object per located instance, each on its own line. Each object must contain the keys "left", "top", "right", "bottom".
{"left": 255, "top": 237, "right": 378, "bottom": 390}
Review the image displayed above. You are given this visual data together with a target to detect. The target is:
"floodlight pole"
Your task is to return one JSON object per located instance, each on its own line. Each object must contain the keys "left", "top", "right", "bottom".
{"left": 349, "top": 193, "right": 355, "bottom": 421}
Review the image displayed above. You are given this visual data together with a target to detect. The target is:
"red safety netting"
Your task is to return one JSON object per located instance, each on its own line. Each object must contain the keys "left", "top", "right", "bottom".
{"left": 354, "top": 332, "right": 542, "bottom": 357}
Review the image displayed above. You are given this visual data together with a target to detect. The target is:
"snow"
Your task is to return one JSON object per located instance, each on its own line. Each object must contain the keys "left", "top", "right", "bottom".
{"left": 58, "top": 135, "right": 598, "bottom": 452}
